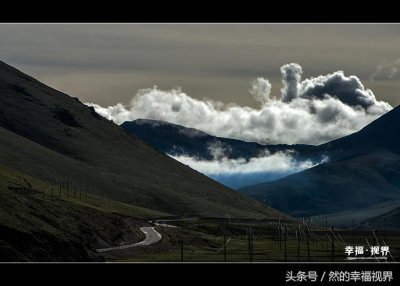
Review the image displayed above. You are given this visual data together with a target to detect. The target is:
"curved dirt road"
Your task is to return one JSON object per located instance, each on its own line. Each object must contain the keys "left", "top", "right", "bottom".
{"left": 96, "top": 226, "right": 162, "bottom": 253}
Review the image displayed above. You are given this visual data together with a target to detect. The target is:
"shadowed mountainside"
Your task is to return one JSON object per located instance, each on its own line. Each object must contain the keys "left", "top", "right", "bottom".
{"left": 240, "top": 106, "right": 400, "bottom": 225}
{"left": 121, "top": 119, "right": 314, "bottom": 161}
{"left": 0, "top": 60, "right": 283, "bottom": 218}
{"left": 0, "top": 60, "right": 295, "bottom": 261}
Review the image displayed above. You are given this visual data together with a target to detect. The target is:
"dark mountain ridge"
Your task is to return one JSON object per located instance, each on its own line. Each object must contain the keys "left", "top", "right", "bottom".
{"left": 121, "top": 119, "right": 316, "bottom": 161}
{"left": 313, "top": 105, "right": 400, "bottom": 161}
{"left": 240, "top": 105, "right": 400, "bottom": 226}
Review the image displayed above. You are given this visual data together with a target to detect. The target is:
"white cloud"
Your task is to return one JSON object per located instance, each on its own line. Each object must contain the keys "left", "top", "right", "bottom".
{"left": 249, "top": 77, "right": 272, "bottom": 104}
{"left": 207, "top": 140, "right": 232, "bottom": 161}
{"left": 170, "top": 151, "right": 328, "bottom": 189}
{"left": 87, "top": 63, "right": 392, "bottom": 145}
{"left": 281, "top": 63, "right": 303, "bottom": 102}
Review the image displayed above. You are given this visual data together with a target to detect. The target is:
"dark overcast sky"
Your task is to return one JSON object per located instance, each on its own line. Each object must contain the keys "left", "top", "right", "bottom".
{"left": 1, "top": 24, "right": 400, "bottom": 107}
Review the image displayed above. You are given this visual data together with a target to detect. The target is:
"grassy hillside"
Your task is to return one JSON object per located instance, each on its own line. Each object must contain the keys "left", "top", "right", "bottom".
{"left": 0, "top": 60, "right": 280, "bottom": 218}
{"left": 359, "top": 207, "right": 400, "bottom": 230}
{"left": 239, "top": 105, "right": 400, "bottom": 223}
{"left": 0, "top": 164, "right": 168, "bottom": 261}
{"left": 241, "top": 151, "right": 400, "bottom": 218}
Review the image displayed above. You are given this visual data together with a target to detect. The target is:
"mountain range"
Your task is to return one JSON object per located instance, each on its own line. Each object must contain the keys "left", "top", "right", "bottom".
{"left": 240, "top": 106, "right": 400, "bottom": 228}
{"left": 121, "top": 119, "right": 314, "bottom": 161}
{"left": 121, "top": 105, "right": 400, "bottom": 229}
{"left": 121, "top": 119, "right": 328, "bottom": 189}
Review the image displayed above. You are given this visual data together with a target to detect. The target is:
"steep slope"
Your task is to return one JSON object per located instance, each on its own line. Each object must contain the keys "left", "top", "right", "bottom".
{"left": 0, "top": 60, "right": 277, "bottom": 218}
{"left": 312, "top": 199, "right": 400, "bottom": 230}
{"left": 121, "top": 119, "right": 314, "bottom": 160}
{"left": 240, "top": 106, "right": 400, "bottom": 220}
{"left": 0, "top": 165, "right": 158, "bottom": 261}
{"left": 313, "top": 105, "right": 400, "bottom": 160}
{"left": 359, "top": 206, "right": 400, "bottom": 230}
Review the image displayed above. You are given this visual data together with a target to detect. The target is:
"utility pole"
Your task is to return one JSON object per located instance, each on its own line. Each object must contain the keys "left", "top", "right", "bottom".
{"left": 247, "top": 228, "right": 253, "bottom": 262}
{"left": 224, "top": 233, "right": 227, "bottom": 262}
{"left": 298, "top": 225, "right": 301, "bottom": 242}
{"left": 383, "top": 218, "right": 386, "bottom": 242}
{"left": 248, "top": 229, "right": 250, "bottom": 262}
{"left": 296, "top": 230, "right": 300, "bottom": 262}
{"left": 325, "top": 218, "right": 328, "bottom": 250}
{"left": 250, "top": 233, "right": 253, "bottom": 262}
{"left": 331, "top": 227, "right": 334, "bottom": 262}
{"left": 278, "top": 221, "right": 282, "bottom": 250}
{"left": 284, "top": 224, "right": 287, "bottom": 262}
{"left": 352, "top": 217, "right": 355, "bottom": 245}
{"left": 180, "top": 237, "right": 184, "bottom": 262}
{"left": 306, "top": 227, "right": 310, "bottom": 262}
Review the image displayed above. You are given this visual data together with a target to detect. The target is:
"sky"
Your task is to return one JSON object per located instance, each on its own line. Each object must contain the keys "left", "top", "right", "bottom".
{"left": 1, "top": 24, "right": 400, "bottom": 108}
{"left": 1, "top": 23, "right": 399, "bottom": 145}
{"left": 2, "top": 23, "right": 400, "bottom": 188}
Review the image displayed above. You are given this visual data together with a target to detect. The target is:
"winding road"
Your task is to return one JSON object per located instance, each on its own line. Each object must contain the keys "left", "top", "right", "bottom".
{"left": 96, "top": 226, "right": 162, "bottom": 253}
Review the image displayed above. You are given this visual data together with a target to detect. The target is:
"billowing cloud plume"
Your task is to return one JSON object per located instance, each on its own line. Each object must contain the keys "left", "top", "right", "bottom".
{"left": 87, "top": 63, "right": 392, "bottom": 145}
{"left": 281, "top": 63, "right": 303, "bottom": 102}
{"left": 300, "top": 71, "right": 378, "bottom": 108}
{"left": 249, "top": 77, "right": 272, "bottom": 104}
{"left": 170, "top": 151, "right": 328, "bottom": 189}
{"left": 370, "top": 59, "right": 400, "bottom": 81}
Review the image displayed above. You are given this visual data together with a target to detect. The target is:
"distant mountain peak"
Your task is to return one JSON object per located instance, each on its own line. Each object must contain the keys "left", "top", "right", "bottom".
{"left": 131, "top": 119, "right": 209, "bottom": 138}
{"left": 122, "top": 118, "right": 316, "bottom": 163}
{"left": 316, "top": 104, "right": 400, "bottom": 158}
{"left": 133, "top": 118, "right": 172, "bottom": 127}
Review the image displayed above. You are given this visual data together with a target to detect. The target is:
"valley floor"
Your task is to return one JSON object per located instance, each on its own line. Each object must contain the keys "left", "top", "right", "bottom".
{"left": 101, "top": 218, "right": 400, "bottom": 263}
{"left": 1, "top": 164, "right": 400, "bottom": 263}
